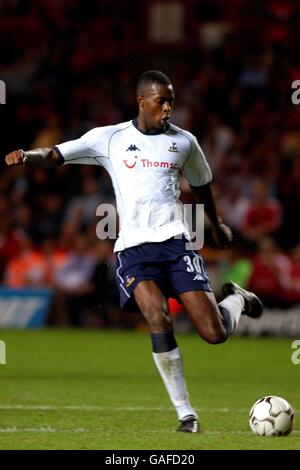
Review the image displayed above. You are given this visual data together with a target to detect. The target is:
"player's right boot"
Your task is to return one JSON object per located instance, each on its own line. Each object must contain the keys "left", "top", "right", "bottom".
{"left": 222, "top": 281, "right": 264, "bottom": 318}
{"left": 177, "top": 415, "right": 200, "bottom": 433}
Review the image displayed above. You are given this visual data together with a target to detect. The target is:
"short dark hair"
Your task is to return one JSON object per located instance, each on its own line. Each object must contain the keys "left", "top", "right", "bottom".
{"left": 136, "top": 70, "right": 172, "bottom": 95}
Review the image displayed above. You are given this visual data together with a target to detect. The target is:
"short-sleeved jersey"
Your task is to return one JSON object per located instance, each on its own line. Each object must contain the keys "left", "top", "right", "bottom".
{"left": 55, "top": 119, "right": 212, "bottom": 252}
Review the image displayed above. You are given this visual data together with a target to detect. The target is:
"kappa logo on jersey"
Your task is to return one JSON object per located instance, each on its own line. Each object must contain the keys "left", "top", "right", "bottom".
{"left": 125, "top": 275, "right": 136, "bottom": 288}
{"left": 168, "top": 142, "right": 178, "bottom": 153}
{"left": 126, "top": 144, "right": 140, "bottom": 152}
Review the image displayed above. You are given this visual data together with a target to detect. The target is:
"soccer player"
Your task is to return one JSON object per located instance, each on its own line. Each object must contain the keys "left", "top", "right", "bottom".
{"left": 5, "top": 70, "right": 263, "bottom": 433}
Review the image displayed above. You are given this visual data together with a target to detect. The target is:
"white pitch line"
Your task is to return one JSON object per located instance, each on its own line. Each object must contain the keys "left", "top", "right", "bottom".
{"left": 0, "top": 427, "right": 85, "bottom": 433}
{"left": 0, "top": 405, "right": 246, "bottom": 412}
{"left": 0, "top": 405, "right": 171, "bottom": 411}
{"left": 0, "top": 405, "right": 299, "bottom": 413}
{"left": 1, "top": 405, "right": 168, "bottom": 411}
{"left": 0, "top": 427, "right": 299, "bottom": 435}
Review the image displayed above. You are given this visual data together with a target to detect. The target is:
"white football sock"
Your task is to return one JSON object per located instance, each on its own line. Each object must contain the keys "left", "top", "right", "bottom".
{"left": 152, "top": 347, "right": 197, "bottom": 421}
{"left": 218, "top": 293, "right": 244, "bottom": 331}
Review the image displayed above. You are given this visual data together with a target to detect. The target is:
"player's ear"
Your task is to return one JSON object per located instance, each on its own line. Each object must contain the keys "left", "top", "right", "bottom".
{"left": 137, "top": 94, "right": 144, "bottom": 109}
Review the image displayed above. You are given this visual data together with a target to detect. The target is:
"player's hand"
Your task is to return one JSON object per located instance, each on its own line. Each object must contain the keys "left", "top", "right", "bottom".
{"left": 5, "top": 149, "right": 25, "bottom": 166}
{"left": 212, "top": 223, "right": 233, "bottom": 249}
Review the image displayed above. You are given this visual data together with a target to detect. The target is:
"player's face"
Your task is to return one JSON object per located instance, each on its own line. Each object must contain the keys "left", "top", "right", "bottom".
{"left": 137, "top": 83, "right": 175, "bottom": 131}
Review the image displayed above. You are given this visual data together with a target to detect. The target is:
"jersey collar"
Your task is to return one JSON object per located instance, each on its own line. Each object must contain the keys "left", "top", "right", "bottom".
{"left": 132, "top": 118, "right": 170, "bottom": 135}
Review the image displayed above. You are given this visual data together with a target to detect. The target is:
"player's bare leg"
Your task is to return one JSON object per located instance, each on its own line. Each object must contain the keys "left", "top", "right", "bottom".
{"left": 133, "top": 280, "right": 172, "bottom": 333}
{"left": 179, "top": 291, "right": 227, "bottom": 343}
{"left": 179, "top": 284, "right": 263, "bottom": 343}
{"left": 134, "top": 280, "right": 199, "bottom": 433}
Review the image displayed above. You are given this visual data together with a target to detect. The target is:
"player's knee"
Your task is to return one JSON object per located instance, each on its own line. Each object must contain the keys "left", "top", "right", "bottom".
{"left": 207, "top": 331, "right": 228, "bottom": 344}
{"left": 199, "top": 325, "right": 227, "bottom": 345}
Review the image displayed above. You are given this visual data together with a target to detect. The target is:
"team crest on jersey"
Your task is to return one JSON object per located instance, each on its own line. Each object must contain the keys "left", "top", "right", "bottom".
{"left": 168, "top": 142, "right": 178, "bottom": 153}
{"left": 126, "top": 144, "right": 140, "bottom": 152}
{"left": 125, "top": 275, "right": 136, "bottom": 288}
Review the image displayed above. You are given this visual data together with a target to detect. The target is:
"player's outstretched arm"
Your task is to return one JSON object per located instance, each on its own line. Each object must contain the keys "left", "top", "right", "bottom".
{"left": 190, "top": 182, "right": 233, "bottom": 249}
{"left": 5, "top": 148, "right": 63, "bottom": 168}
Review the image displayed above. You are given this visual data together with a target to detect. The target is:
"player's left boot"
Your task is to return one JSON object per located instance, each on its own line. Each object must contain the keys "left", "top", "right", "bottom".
{"left": 177, "top": 415, "right": 199, "bottom": 433}
{"left": 222, "top": 281, "right": 263, "bottom": 318}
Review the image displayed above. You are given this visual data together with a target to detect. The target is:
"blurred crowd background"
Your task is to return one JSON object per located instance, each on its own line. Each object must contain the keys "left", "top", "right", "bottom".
{"left": 1, "top": 0, "right": 300, "bottom": 328}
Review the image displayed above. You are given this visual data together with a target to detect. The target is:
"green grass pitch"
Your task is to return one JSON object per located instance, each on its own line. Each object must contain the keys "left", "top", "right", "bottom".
{"left": 0, "top": 328, "right": 299, "bottom": 450}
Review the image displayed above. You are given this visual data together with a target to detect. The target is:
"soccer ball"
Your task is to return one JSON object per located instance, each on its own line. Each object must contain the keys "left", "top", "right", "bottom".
{"left": 249, "top": 396, "right": 294, "bottom": 436}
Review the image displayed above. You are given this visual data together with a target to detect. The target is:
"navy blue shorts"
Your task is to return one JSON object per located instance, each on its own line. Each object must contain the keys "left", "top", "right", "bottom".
{"left": 116, "top": 237, "right": 212, "bottom": 311}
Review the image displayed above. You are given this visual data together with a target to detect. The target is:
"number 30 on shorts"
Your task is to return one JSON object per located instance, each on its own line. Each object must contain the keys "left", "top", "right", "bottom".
{"left": 183, "top": 255, "right": 204, "bottom": 278}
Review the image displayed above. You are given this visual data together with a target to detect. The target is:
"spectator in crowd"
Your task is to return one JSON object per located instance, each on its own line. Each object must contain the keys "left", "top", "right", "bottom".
{"left": 247, "top": 237, "right": 292, "bottom": 308}
{"left": 280, "top": 244, "right": 300, "bottom": 306}
{"left": 54, "top": 233, "right": 96, "bottom": 326}
{"left": 240, "top": 179, "right": 282, "bottom": 245}
{"left": 218, "top": 180, "right": 250, "bottom": 235}
{"left": 64, "top": 176, "right": 105, "bottom": 230}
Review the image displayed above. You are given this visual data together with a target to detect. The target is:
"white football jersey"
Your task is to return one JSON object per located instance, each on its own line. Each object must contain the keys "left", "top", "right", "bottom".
{"left": 55, "top": 119, "right": 212, "bottom": 252}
